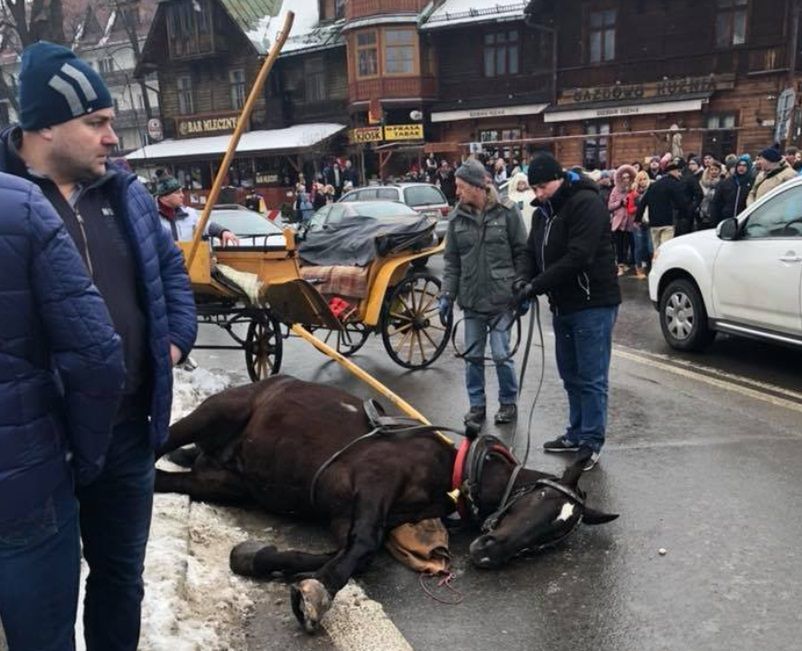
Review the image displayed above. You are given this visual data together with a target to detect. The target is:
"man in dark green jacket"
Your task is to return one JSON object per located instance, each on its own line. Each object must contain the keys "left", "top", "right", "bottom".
{"left": 516, "top": 152, "right": 621, "bottom": 470}
{"left": 441, "top": 158, "right": 528, "bottom": 426}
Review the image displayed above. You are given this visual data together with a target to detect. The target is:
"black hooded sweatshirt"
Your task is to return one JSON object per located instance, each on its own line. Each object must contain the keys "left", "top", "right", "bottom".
{"left": 520, "top": 172, "right": 621, "bottom": 315}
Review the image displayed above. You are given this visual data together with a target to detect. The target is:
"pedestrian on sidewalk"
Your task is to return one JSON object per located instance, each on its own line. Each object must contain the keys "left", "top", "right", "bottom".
{"left": 0, "top": 173, "right": 125, "bottom": 651}
{"left": 747, "top": 147, "right": 797, "bottom": 206}
{"left": 440, "top": 158, "right": 529, "bottom": 427}
{"left": 635, "top": 160, "right": 689, "bottom": 253}
{"left": 154, "top": 175, "right": 238, "bottom": 245}
{"left": 712, "top": 155, "right": 752, "bottom": 222}
{"left": 608, "top": 164, "right": 637, "bottom": 276}
{"left": 628, "top": 171, "right": 653, "bottom": 278}
{"left": 515, "top": 152, "right": 621, "bottom": 470}
{"left": 0, "top": 41, "right": 197, "bottom": 651}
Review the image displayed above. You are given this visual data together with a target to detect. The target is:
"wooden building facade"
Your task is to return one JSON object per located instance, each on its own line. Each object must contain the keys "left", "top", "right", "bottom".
{"left": 540, "top": 0, "right": 801, "bottom": 168}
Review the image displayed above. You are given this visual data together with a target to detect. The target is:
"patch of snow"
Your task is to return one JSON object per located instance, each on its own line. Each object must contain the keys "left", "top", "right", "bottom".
{"left": 245, "top": 4, "right": 325, "bottom": 55}
{"left": 421, "top": 0, "right": 527, "bottom": 29}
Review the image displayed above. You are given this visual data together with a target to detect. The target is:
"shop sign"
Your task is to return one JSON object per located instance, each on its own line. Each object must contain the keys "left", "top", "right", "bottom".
{"left": 176, "top": 113, "right": 239, "bottom": 138}
{"left": 147, "top": 118, "right": 163, "bottom": 141}
{"left": 350, "top": 126, "right": 383, "bottom": 143}
{"left": 384, "top": 124, "right": 424, "bottom": 141}
{"left": 564, "top": 75, "right": 733, "bottom": 105}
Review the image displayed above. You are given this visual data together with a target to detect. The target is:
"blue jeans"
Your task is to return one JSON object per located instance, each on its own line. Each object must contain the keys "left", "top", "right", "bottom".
{"left": 463, "top": 309, "right": 518, "bottom": 408}
{"left": 0, "top": 478, "right": 79, "bottom": 651}
{"left": 633, "top": 225, "right": 653, "bottom": 266}
{"left": 553, "top": 306, "right": 618, "bottom": 453}
{"left": 77, "top": 418, "right": 155, "bottom": 651}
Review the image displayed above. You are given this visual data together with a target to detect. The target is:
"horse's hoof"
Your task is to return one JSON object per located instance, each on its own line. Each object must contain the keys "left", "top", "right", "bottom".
{"left": 230, "top": 541, "right": 273, "bottom": 577}
{"left": 290, "top": 579, "right": 331, "bottom": 634}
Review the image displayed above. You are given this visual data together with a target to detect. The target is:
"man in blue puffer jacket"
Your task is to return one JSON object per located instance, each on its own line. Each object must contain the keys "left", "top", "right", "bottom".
{"left": 0, "top": 42, "right": 197, "bottom": 650}
{"left": 0, "top": 173, "right": 125, "bottom": 650}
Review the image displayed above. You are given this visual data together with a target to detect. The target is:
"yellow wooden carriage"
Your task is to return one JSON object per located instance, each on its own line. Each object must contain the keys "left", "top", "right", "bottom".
{"left": 179, "top": 229, "right": 451, "bottom": 381}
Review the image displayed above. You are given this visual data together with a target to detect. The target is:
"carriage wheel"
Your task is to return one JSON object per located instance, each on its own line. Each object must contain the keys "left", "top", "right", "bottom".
{"left": 245, "top": 313, "right": 283, "bottom": 381}
{"left": 316, "top": 322, "right": 371, "bottom": 357}
{"left": 380, "top": 273, "right": 451, "bottom": 369}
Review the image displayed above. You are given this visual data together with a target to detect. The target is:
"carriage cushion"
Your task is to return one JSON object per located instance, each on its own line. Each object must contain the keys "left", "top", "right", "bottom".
{"left": 300, "top": 265, "right": 369, "bottom": 299}
{"left": 385, "top": 518, "right": 450, "bottom": 574}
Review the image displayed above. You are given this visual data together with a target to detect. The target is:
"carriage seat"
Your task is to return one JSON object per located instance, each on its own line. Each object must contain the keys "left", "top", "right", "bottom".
{"left": 299, "top": 265, "right": 369, "bottom": 300}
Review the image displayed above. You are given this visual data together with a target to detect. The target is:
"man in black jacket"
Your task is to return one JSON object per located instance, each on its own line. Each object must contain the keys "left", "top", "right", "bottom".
{"left": 635, "top": 161, "right": 690, "bottom": 254}
{"left": 515, "top": 152, "right": 621, "bottom": 470}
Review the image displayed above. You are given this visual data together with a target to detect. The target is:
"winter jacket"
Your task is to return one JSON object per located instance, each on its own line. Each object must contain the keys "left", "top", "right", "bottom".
{"left": 608, "top": 185, "right": 634, "bottom": 232}
{"left": 0, "top": 127, "right": 198, "bottom": 449}
{"left": 636, "top": 174, "right": 689, "bottom": 228}
{"left": 442, "top": 192, "right": 528, "bottom": 314}
{"left": 0, "top": 173, "right": 125, "bottom": 520}
{"left": 712, "top": 173, "right": 752, "bottom": 223}
{"left": 697, "top": 175, "right": 722, "bottom": 228}
{"left": 158, "top": 203, "right": 227, "bottom": 242}
{"left": 506, "top": 172, "right": 536, "bottom": 233}
{"left": 520, "top": 173, "right": 621, "bottom": 315}
{"left": 746, "top": 160, "right": 797, "bottom": 206}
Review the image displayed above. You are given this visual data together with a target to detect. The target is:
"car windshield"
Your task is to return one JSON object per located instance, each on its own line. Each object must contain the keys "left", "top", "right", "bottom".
{"left": 403, "top": 186, "right": 446, "bottom": 207}
{"left": 354, "top": 202, "right": 418, "bottom": 218}
{"left": 210, "top": 209, "right": 282, "bottom": 236}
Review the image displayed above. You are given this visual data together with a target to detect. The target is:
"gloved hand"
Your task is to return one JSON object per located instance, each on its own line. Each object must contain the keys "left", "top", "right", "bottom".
{"left": 437, "top": 293, "right": 453, "bottom": 326}
{"left": 512, "top": 279, "right": 533, "bottom": 304}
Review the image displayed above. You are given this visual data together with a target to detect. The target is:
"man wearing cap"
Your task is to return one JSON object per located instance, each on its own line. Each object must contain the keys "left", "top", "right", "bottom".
{"left": 515, "top": 152, "right": 620, "bottom": 471}
{"left": 440, "top": 157, "right": 528, "bottom": 427}
{"left": 0, "top": 41, "right": 196, "bottom": 650}
{"left": 747, "top": 147, "right": 797, "bottom": 206}
{"left": 635, "top": 159, "right": 690, "bottom": 251}
{"left": 154, "top": 175, "right": 238, "bottom": 245}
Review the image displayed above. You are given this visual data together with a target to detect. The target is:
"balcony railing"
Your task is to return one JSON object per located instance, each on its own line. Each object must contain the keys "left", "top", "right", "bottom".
{"left": 346, "top": 0, "right": 426, "bottom": 21}
{"left": 349, "top": 76, "right": 437, "bottom": 103}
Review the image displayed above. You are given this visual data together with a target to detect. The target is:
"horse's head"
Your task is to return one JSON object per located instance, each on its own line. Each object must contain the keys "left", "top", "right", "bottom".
{"left": 468, "top": 457, "right": 618, "bottom": 568}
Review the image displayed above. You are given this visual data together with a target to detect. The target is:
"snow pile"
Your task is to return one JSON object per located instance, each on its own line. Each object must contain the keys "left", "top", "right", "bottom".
{"left": 422, "top": 0, "right": 527, "bottom": 29}
{"left": 170, "top": 366, "right": 235, "bottom": 421}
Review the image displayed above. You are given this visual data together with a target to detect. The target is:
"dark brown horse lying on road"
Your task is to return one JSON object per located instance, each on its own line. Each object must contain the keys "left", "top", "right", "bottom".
{"left": 156, "top": 375, "right": 618, "bottom": 632}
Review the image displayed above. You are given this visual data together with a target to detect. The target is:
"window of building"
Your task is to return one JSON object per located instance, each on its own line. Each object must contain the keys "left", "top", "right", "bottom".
{"left": 305, "top": 57, "right": 326, "bottom": 102}
{"left": 716, "top": 0, "right": 748, "bottom": 48}
{"left": 229, "top": 69, "right": 246, "bottom": 110}
{"left": 583, "top": 122, "right": 610, "bottom": 170}
{"left": 479, "top": 128, "right": 522, "bottom": 161}
{"left": 384, "top": 29, "right": 416, "bottom": 75}
{"left": 703, "top": 113, "right": 738, "bottom": 160}
{"left": 177, "top": 75, "right": 194, "bottom": 115}
{"left": 483, "top": 30, "right": 519, "bottom": 77}
{"left": 117, "top": 134, "right": 125, "bottom": 151}
{"left": 166, "top": 0, "right": 212, "bottom": 58}
{"left": 98, "top": 57, "right": 115, "bottom": 74}
{"left": 356, "top": 31, "right": 378, "bottom": 78}
{"left": 335, "top": 0, "right": 345, "bottom": 19}
{"left": 588, "top": 9, "right": 616, "bottom": 63}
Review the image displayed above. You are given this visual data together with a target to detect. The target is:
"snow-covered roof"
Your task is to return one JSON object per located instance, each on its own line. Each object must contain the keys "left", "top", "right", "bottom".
{"left": 421, "top": 0, "right": 528, "bottom": 30}
{"left": 125, "top": 123, "right": 347, "bottom": 161}
{"left": 234, "top": 1, "right": 344, "bottom": 57}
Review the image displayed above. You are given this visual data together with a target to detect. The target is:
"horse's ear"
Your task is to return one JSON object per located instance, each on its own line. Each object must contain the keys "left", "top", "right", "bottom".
{"left": 559, "top": 458, "right": 585, "bottom": 487}
{"left": 583, "top": 508, "right": 619, "bottom": 525}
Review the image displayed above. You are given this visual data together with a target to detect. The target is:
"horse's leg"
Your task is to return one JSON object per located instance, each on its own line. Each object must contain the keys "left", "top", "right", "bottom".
{"left": 158, "top": 382, "right": 259, "bottom": 458}
{"left": 290, "top": 495, "right": 389, "bottom": 633}
{"left": 230, "top": 516, "right": 350, "bottom": 579}
{"left": 230, "top": 544, "right": 337, "bottom": 578}
{"left": 155, "top": 466, "right": 250, "bottom": 505}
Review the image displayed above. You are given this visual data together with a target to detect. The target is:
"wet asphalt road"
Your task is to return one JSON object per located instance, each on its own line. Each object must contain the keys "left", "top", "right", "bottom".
{"left": 190, "top": 254, "right": 802, "bottom": 650}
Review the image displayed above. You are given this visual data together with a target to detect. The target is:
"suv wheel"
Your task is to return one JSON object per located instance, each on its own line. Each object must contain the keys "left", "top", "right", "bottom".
{"left": 659, "top": 278, "right": 715, "bottom": 351}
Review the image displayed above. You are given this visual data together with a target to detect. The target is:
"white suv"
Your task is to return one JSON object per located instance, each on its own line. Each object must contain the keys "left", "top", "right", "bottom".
{"left": 649, "top": 176, "right": 802, "bottom": 351}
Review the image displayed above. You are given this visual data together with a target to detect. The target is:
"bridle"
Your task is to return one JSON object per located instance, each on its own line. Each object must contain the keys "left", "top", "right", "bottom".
{"left": 452, "top": 435, "right": 587, "bottom": 552}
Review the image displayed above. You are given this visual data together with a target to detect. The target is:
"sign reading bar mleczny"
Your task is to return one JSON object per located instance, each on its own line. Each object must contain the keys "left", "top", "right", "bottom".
{"left": 176, "top": 113, "right": 239, "bottom": 138}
